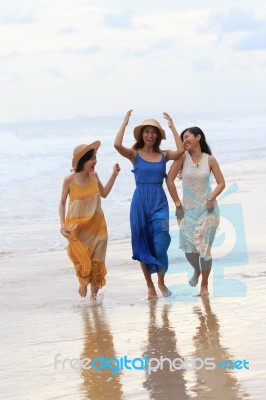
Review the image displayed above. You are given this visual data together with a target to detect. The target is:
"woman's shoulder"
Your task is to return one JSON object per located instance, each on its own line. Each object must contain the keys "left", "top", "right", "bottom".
{"left": 207, "top": 154, "right": 216, "bottom": 162}
{"left": 131, "top": 147, "right": 137, "bottom": 159}
{"left": 90, "top": 172, "right": 103, "bottom": 184}
{"left": 90, "top": 171, "right": 98, "bottom": 180}
{"left": 64, "top": 173, "right": 74, "bottom": 183}
{"left": 62, "top": 173, "right": 74, "bottom": 190}
{"left": 206, "top": 154, "right": 219, "bottom": 169}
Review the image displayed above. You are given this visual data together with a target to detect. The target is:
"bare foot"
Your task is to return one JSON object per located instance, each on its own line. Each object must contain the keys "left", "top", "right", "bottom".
{"left": 147, "top": 285, "right": 159, "bottom": 300}
{"left": 189, "top": 270, "right": 201, "bottom": 287}
{"left": 88, "top": 285, "right": 100, "bottom": 305}
{"left": 89, "top": 294, "right": 98, "bottom": 306}
{"left": 158, "top": 283, "right": 172, "bottom": 297}
{"left": 197, "top": 285, "right": 209, "bottom": 297}
{"left": 78, "top": 285, "right": 87, "bottom": 297}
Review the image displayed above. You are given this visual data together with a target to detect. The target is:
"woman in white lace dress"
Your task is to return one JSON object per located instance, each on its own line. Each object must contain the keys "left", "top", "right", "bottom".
{"left": 167, "top": 127, "right": 225, "bottom": 296}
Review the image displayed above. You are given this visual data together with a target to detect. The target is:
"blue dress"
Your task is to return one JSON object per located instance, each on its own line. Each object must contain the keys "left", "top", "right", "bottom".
{"left": 130, "top": 152, "right": 171, "bottom": 274}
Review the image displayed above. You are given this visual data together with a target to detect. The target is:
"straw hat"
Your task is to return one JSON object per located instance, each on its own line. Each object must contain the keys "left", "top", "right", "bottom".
{"left": 133, "top": 119, "right": 166, "bottom": 140}
{"left": 72, "top": 140, "right": 101, "bottom": 171}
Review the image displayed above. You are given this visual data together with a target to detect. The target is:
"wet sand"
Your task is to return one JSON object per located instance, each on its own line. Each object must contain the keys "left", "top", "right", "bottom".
{"left": 1, "top": 159, "right": 266, "bottom": 399}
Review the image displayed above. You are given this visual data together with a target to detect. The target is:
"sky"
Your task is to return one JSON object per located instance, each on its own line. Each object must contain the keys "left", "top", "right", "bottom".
{"left": 0, "top": 0, "right": 266, "bottom": 122}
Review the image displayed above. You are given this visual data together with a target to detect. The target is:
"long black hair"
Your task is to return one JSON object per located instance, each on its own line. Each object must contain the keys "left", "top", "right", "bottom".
{"left": 180, "top": 127, "right": 212, "bottom": 155}
{"left": 76, "top": 149, "right": 95, "bottom": 172}
{"left": 133, "top": 126, "right": 162, "bottom": 153}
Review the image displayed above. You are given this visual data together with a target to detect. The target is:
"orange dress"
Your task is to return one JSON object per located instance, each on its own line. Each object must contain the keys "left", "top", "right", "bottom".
{"left": 65, "top": 174, "right": 107, "bottom": 287}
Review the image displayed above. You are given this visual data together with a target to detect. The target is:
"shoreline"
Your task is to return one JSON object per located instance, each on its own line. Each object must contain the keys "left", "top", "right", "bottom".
{"left": 1, "top": 157, "right": 266, "bottom": 399}
{"left": 2, "top": 156, "right": 266, "bottom": 260}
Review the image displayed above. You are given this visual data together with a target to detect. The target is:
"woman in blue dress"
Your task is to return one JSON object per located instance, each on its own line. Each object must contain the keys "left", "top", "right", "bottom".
{"left": 114, "top": 110, "right": 184, "bottom": 299}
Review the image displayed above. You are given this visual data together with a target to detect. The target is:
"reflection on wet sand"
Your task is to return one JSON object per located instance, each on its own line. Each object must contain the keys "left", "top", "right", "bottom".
{"left": 143, "top": 302, "right": 189, "bottom": 400}
{"left": 191, "top": 298, "right": 249, "bottom": 400}
{"left": 80, "top": 307, "right": 123, "bottom": 400}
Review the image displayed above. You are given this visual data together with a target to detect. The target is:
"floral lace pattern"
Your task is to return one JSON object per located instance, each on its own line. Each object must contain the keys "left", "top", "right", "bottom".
{"left": 179, "top": 152, "right": 220, "bottom": 260}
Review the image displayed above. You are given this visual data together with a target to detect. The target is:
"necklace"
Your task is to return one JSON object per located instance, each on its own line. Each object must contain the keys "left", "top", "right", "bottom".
{"left": 191, "top": 152, "right": 203, "bottom": 167}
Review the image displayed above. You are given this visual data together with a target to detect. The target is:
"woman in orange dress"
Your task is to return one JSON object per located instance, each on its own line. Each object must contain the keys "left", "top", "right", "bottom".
{"left": 59, "top": 141, "right": 120, "bottom": 303}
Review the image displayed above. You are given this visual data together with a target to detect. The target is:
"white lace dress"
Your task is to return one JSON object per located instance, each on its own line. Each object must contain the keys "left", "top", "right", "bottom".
{"left": 179, "top": 151, "right": 220, "bottom": 260}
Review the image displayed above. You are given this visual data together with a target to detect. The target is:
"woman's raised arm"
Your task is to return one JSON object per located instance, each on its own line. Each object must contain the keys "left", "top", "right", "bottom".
{"left": 114, "top": 109, "right": 135, "bottom": 162}
{"left": 163, "top": 112, "right": 184, "bottom": 161}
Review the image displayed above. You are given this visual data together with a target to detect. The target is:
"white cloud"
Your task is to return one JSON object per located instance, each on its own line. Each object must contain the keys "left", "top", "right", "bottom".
{"left": 203, "top": 6, "right": 264, "bottom": 33}
{"left": 197, "top": 6, "right": 266, "bottom": 53}
{"left": 132, "top": 38, "right": 174, "bottom": 57}
{"left": 0, "top": 50, "right": 20, "bottom": 60}
{"left": 0, "top": 11, "right": 36, "bottom": 25}
{"left": 235, "top": 27, "right": 266, "bottom": 51}
{"left": 59, "top": 26, "right": 79, "bottom": 35}
{"left": 64, "top": 45, "right": 101, "bottom": 55}
{"left": 103, "top": 9, "right": 134, "bottom": 29}
{"left": 46, "top": 68, "right": 65, "bottom": 79}
{"left": 0, "top": 1, "right": 265, "bottom": 121}
{"left": 0, "top": 69, "right": 23, "bottom": 84}
{"left": 193, "top": 57, "right": 214, "bottom": 73}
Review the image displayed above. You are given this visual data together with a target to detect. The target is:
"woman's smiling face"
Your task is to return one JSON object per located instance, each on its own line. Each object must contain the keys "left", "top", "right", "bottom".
{"left": 182, "top": 131, "right": 201, "bottom": 151}
{"left": 142, "top": 126, "right": 158, "bottom": 146}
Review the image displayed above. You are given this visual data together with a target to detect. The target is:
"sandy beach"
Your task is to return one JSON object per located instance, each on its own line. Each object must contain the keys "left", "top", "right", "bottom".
{"left": 1, "top": 158, "right": 266, "bottom": 400}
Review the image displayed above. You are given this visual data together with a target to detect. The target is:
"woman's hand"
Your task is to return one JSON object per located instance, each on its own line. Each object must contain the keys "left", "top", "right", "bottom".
{"left": 60, "top": 225, "right": 70, "bottom": 238}
{"left": 113, "top": 163, "right": 121, "bottom": 177}
{"left": 162, "top": 112, "right": 174, "bottom": 129}
{"left": 206, "top": 199, "right": 214, "bottom": 213}
{"left": 123, "top": 109, "right": 133, "bottom": 125}
{"left": 175, "top": 205, "right": 184, "bottom": 220}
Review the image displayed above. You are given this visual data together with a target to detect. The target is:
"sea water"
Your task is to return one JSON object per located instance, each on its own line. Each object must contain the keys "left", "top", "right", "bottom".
{"left": 0, "top": 114, "right": 265, "bottom": 257}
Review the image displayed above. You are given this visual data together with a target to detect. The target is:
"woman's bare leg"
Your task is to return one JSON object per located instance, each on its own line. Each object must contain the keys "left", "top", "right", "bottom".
{"left": 157, "top": 273, "right": 172, "bottom": 297}
{"left": 198, "top": 258, "right": 212, "bottom": 296}
{"left": 185, "top": 253, "right": 201, "bottom": 287}
{"left": 140, "top": 262, "right": 158, "bottom": 299}
{"left": 78, "top": 285, "right": 88, "bottom": 297}
{"left": 90, "top": 284, "right": 99, "bottom": 304}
